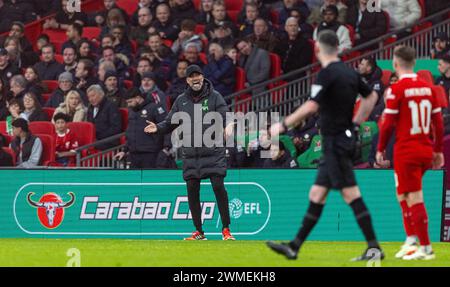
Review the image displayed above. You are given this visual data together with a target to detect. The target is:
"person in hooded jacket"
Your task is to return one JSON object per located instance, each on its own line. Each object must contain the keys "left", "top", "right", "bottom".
{"left": 144, "top": 64, "right": 236, "bottom": 241}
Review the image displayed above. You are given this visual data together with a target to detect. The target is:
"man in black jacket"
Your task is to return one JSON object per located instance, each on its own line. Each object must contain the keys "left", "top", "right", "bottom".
{"left": 145, "top": 65, "right": 236, "bottom": 241}
{"left": 33, "top": 44, "right": 65, "bottom": 81}
{"left": 115, "top": 87, "right": 169, "bottom": 168}
{"left": 86, "top": 84, "right": 122, "bottom": 150}
{"left": 274, "top": 17, "right": 313, "bottom": 80}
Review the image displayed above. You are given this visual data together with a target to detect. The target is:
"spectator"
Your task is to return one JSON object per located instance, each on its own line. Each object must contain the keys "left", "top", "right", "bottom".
{"left": 308, "top": 0, "right": 347, "bottom": 26}
{"left": 53, "top": 90, "right": 87, "bottom": 123}
{"left": 0, "top": 47, "right": 20, "bottom": 87}
{"left": 61, "top": 23, "right": 84, "bottom": 52}
{"left": 46, "top": 71, "right": 85, "bottom": 108}
{"left": 95, "top": 0, "right": 129, "bottom": 27}
{"left": 237, "top": 38, "right": 271, "bottom": 95}
{"left": 170, "top": 0, "right": 196, "bottom": 26}
{"left": 245, "top": 18, "right": 279, "bottom": 52}
{"left": 436, "top": 55, "right": 450, "bottom": 96}
{"left": 130, "top": 7, "right": 154, "bottom": 48}
{"left": 237, "top": 0, "right": 271, "bottom": 25}
{"left": 263, "top": 142, "right": 298, "bottom": 168}
{"left": 0, "top": 136, "right": 13, "bottom": 166}
{"left": 147, "top": 32, "right": 176, "bottom": 78}
{"left": 111, "top": 24, "right": 133, "bottom": 63}
{"left": 239, "top": 3, "right": 260, "bottom": 38}
{"left": 103, "top": 70, "right": 126, "bottom": 108}
{"left": 3, "top": 0, "right": 37, "bottom": 25}
{"left": 380, "top": 0, "right": 421, "bottom": 32}
{"left": 86, "top": 84, "right": 122, "bottom": 150}
{"left": 10, "top": 118, "right": 42, "bottom": 168}
{"left": 133, "top": 57, "right": 167, "bottom": 92}
{"left": 43, "top": 0, "right": 88, "bottom": 30}
{"left": 183, "top": 42, "right": 205, "bottom": 68}
{"left": 4, "top": 35, "right": 38, "bottom": 69}
{"left": 140, "top": 71, "right": 166, "bottom": 107}
{"left": 3, "top": 21, "right": 33, "bottom": 53}
{"left": 205, "top": 2, "right": 237, "bottom": 40}
{"left": 204, "top": 42, "right": 235, "bottom": 98}
{"left": 288, "top": 6, "right": 314, "bottom": 40}
{"left": 195, "top": 0, "right": 214, "bottom": 25}
{"left": 210, "top": 22, "right": 235, "bottom": 48}
{"left": 36, "top": 34, "right": 50, "bottom": 52}
{"left": 431, "top": 33, "right": 450, "bottom": 60}
{"left": 20, "top": 92, "right": 48, "bottom": 122}
{"left": 346, "top": 0, "right": 387, "bottom": 48}
{"left": 114, "top": 87, "right": 169, "bottom": 168}
{"left": 75, "top": 59, "right": 99, "bottom": 94}
{"left": 100, "top": 34, "right": 115, "bottom": 50}
{"left": 150, "top": 3, "right": 179, "bottom": 41}
{"left": 62, "top": 46, "right": 78, "bottom": 74}
{"left": 33, "top": 44, "right": 65, "bottom": 81}
{"left": 9, "top": 74, "right": 29, "bottom": 103}
{"left": 53, "top": 112, "right": 78, "bottom": 166}
{"left": 358, "top": 56, "right": 384, "bottom": 101}
{"left": 77, "top": 39, "right": 97, "bottom": 62}
{"left": 171, "top": 19, "right": 203, "bottom": 56}
{"left": 274, "top": 17, "right": 313, "bottom": 79}
{"left": 277, "top": 0, "right": 310, "bottom": 27}
{"left": 99, "top": 8, "right": 128, "bottom": 39}
{"left": 225, "top": 46, "right": 238, "bottom": 65}
{"left": 166, "top": 59, "right": 188, "bottom": 104}
{"left": 368, "top": 132, "right": 395, "bottom": 168}
{"left": 6, "top": 98, "right": 23, "bottom": 126}
{"left": 313, "top": 5, "right": 352, "bottom": 53}
{"left": 98, "top": 46, "right": 130, "bottom": 80}
{"left": 24, "top": 67, "right": 44, "bottom": 104}
{"left": 131, "top": 0, "right": 158, "bottom": 26}
{"left": 97, "top": 59, "right": 116, "bottom": 82}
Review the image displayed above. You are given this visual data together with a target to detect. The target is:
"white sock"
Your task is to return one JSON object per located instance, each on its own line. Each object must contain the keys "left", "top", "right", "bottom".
{"left": 421, "top": 245, "right": 432, "bottom": 254}
{"left": 405, "top": 236, "right": 417, "bottom": 245}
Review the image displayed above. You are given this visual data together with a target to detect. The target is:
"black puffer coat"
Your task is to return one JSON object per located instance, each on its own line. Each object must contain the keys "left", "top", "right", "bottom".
{"left": 157, "top": 79, "right": 229, "bottom": 180}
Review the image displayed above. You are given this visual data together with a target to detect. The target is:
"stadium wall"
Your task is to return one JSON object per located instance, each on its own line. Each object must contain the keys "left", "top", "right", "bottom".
{"left": 0, "top": 169, "right": 445, "bottom": 242}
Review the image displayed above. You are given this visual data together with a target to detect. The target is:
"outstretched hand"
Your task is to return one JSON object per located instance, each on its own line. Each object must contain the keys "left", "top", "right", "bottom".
{"left": 144, "top": 121, "right": 157, "bottom": 134}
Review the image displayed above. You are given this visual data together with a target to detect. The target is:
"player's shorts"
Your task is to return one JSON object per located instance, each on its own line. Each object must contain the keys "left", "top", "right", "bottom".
{"left": 394, "top": 152, "right": 433, "bottom": 195}
{"left": 315, "top": 130, "right": 357, "bottom": 190}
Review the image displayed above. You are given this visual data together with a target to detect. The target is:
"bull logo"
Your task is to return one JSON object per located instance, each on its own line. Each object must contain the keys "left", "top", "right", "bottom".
{"left": 27, "top": 192, "right": 75, "bottom": 229}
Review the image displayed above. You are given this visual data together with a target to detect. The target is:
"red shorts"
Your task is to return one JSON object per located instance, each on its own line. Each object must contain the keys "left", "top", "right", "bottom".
{"left": 394, "top": 153, "right": 433, "bottom": 195}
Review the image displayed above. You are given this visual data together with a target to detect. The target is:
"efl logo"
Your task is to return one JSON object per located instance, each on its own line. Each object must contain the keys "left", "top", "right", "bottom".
{"left": 27, "top": 192, "right": 75, "bottom": 229}
{"left": 67, "top": 0, "right": 81, "bottom": 13}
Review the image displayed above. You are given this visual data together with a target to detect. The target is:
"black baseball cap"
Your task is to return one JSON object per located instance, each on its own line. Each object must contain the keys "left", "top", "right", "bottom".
{"left": 186, "top": 65, "right": 203, "bottom": 77}
{"left": 12, "top": 118, "right": 29, "bottom": 132}
{"left": 434, "top": 32, "right": 449, "bottom": 42}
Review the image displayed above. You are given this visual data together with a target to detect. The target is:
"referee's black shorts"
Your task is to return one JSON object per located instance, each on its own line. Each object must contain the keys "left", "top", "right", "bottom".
{"left": 315, "top": 130, "right": 357, "bottom": 190}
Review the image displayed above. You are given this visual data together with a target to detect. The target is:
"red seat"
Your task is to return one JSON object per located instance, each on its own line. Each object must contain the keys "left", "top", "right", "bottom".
{"left": 418, "top": 0, "right": 426, "bottom": 18}
{"left": 43, "top": 107, "right": 56, "bottom": 120}
{"left": 54, "top": 54, "right": 64, "bottom": 64}
{"left": 235, "top": 67, "right": 246, "bottom": 92}
{"left": 227, "top": 10, "right": 239, "bottom": 24}
{"left": 162, "top": 39, "right": 173, "bottom": 48}
{"left": 225, "top": 0, "right": 243, "bottom": 11}
{"left": 130, "top": 40, "right": 138, "bottom": 54}
{"left": 433, "top": 85, "right": 448, "bottom": 108}
{"left": 42, "top": 80, "right": 59, "bottom": 93}
{"left": 1, "top": 133, "right": 12, "bottom": 146}
{"left": 36, "top": 134, "right": 56, "bottom": 166}
{"left": 123, "top": 80, "right": 133, "bottom": 89}
{"left": 192, "top": 0, "right": 201, "bottom": 10}
{"left": 199, "top": 52, "right": 208, "bottom": 65}
{"left": 344, "top": 24, "right": 356, "bottom": 47}
{"left": 42, "top": 29, "right": 67, "bottom": 54}
{"left": 2, "top": 147, "right": 15, "bottom": 166}
{"left": 119, "top": 108, "right": 128, "bottom": 132}
{"left": 82, "top": 27, "right": 101, "bottom": 40}
{"left": 417, "top": 70, "right": 434, "bottom": 85}
{"left": 0, "top": 121, "right": 7, "bottom": 134}
{"left": 42, "top": 93, "right": 52, "bottom": 105}
{"left": 195, "top": 24, "right": 205, "bottom": 35}
{"left": 116, "top": 0, "right": 138, "bottom": 16}
{"left": 381, "top": 70, "right": 392, "bottom": 87}
{"left": 270, "top": 9, "right": 279, "bottom": 25}
{"left": 67, "top": 122, "right": 96, "bottom": 147}
{"left": 29, "top": 121, "right": 55, "bottom": 137}
{"left": 269, "top": 53, "right": 281, "bottom": 79}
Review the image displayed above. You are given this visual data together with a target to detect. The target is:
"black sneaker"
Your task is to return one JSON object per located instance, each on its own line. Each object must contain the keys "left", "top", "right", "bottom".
{"left": 266, "top": 241, "right": 298, "bottom": 260}
{"left": 351, "top": 247, "right": 385, "bottom": 262}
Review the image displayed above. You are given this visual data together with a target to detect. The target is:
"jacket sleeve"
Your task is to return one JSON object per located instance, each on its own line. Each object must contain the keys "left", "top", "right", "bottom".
{"left": 338, "top": 25, "right": 353, "bottom": 52}
{"left": 156, "top": 97, "right": 181, "bottom": 134}
{"left": 252, "top": 50, "right": 271, "bottom": 84}
{"left": 18, "top": 137, "right": 42, "bottom": 168}
{"left": 403, "top": 0, "right": 422, "bottom": 27}
{"left": 103, "top": 104, "right": 122, "bottom": 137}
{"left": 359, "top": 12, "right": 387, "bottom": 40}
{"left": 152, "top": 104, "right": 172, "bottom": 148}
{"left": 214, "top": 92, "right": 230, "bottom": 127}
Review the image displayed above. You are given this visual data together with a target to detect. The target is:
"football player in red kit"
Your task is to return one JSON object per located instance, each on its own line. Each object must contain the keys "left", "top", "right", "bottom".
{"left": 377, "top": 46, "right": 444, "bottom": 260}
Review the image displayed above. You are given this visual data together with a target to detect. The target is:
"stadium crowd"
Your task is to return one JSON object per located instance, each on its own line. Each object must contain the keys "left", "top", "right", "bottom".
{"left": 0, "top": 0, "right": 449, "bottom": 168}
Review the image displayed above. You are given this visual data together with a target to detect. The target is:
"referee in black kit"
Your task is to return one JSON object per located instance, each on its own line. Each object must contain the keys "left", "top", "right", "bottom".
{"left": 267, "top": 30, "right": 383, "bottom": 261}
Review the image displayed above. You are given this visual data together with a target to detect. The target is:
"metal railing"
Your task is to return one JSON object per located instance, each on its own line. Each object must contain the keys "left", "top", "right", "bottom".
{"left": 225, "top": 8, "right": 450, "bottom": 117}
{"left": 75, "top": 133, "right": 126, "bottom": 168}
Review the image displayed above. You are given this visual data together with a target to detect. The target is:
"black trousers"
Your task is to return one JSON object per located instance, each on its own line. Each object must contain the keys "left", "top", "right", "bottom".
{"left": 186, "top": 175, "right": 231, "bottom": 232}
{"left": 129, "top": 152, "right": 158, "bottom": 169}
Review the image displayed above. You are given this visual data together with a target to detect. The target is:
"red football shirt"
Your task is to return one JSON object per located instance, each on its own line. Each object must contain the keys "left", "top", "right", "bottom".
{"left": 378, "top": 74, "right": 443, "bottom": 156}
{"left": 55, "top": 129, "right": 79, "bottom": 153}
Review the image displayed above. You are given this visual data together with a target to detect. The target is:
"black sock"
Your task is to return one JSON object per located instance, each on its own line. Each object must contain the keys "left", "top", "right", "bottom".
{"left": 350, "top": 197, "right": 379, "bottom": 249}
{"left": 290, "top": 201, "right": 324, "bottom": 252}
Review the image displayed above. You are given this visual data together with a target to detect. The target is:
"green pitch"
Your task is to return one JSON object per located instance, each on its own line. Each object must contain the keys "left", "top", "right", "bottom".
{"left": 1, "top": 239, "right": 449, "bottom": 267}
